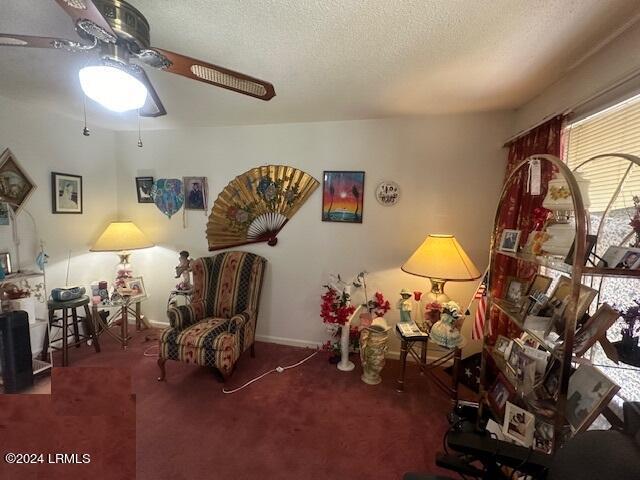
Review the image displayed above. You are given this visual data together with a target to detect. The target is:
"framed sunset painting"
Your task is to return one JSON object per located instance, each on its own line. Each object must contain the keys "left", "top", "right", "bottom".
{"left": 322, "top": 171, "right": 365, "bottom": 223}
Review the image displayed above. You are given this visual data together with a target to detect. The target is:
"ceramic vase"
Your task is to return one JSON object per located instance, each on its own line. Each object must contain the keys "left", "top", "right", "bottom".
{"left": 359, "top": 317, "right": 390, "bottom": 385}
{"left": 337, "top": 321, "right": 355, "bottom": 371}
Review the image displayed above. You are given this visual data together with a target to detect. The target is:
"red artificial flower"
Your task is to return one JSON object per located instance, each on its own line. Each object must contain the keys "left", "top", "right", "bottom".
{"left": 414, "top": 291, "right": 422, "bottom": 301}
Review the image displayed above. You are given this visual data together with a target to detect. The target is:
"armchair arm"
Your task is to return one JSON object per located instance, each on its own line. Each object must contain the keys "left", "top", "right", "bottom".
{"left": 227, "top": 309, "right": 255, "bottom": 333}
{"left": 167, "top": 302, "right": 204, "bottom": 330}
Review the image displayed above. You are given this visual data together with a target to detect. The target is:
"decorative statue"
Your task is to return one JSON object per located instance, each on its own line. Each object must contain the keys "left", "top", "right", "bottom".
{"left": 429, "top": 301, "right": 465, "bottom": 348}
{"left": 175, "top": 250, "right": 193, "bottom": 291}
{"left": 360, "top": 317, "right": 391, "bottom": 385}
{"left": 397, "top": 288, "right": 413, "bottom": 323}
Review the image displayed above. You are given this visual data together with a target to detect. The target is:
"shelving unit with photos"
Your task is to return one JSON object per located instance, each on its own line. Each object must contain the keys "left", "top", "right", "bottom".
{"left": 478, "top": 153, "right": 640, "bottom": 456}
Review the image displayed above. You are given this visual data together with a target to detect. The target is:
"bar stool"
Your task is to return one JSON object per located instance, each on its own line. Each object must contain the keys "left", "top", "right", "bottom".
{"left": 42, "top": 295, "right": 100, "bottom": 366}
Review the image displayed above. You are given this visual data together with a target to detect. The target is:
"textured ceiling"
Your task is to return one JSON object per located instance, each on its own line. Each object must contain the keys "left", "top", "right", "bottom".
{"left": 1, "top": 0, "right": 639, "bottom": 130}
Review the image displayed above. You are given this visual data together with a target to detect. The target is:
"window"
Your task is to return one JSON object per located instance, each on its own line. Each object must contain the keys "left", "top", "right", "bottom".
{"left": 563, "top": 94, "right": 640, "bottom": 406}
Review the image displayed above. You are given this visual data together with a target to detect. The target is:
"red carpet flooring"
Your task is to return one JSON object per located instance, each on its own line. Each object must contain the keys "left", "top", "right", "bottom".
{"left": 54, "top": 329, "right": 466, "bottom": 480}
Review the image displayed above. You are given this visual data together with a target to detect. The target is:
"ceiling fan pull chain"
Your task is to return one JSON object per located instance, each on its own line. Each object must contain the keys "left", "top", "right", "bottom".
{"left": 82, "top": 94, "right": 90, "bottom": 137}
{"left": 137, "top": 110, "right": 143, "bottom": 148}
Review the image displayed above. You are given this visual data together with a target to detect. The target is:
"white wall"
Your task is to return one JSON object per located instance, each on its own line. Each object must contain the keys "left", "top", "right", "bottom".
{"left": 115, "top": 113, "right": 511, "bottom": 354}
{"left": 0, "top": 95, "right": 119, "bottom": 353}
{"left": 512, "top": 21, "right": 640, "bottom": 135}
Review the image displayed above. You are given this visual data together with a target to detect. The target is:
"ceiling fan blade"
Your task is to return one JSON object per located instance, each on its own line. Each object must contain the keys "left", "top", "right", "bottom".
{"left": 54, "top": 0, "right": 117, "bottom": 44}
{"left": 135, "top": 69, "right": 166, "bottom": 117}
{"left": 0, "top": 33, "right": 82, "bottom": 49}
{"left": 150, "top": 48, "right": 275, "bottom": 101}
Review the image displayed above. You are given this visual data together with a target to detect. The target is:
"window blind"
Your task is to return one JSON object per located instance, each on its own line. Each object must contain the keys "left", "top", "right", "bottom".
{"left": 565, "top": 93, "right": 640, "bottom": 213}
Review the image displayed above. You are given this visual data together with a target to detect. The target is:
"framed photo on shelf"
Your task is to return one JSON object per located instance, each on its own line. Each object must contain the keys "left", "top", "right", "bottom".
{"left": 566, "top": 365, "right": 620, "bottom": 433}
{"left": 499, "top": 229, "right": 521, "bottom": 253}
{"left": 0, "top": 252, "right": 12, "bottom": 275}
{"left": 502, "top": 401, "right": 535, "bottom": 446}
{"left": 597, "top": 245, "right": 640, "bottom": 269}
{"left": 573, "top": 303, "right": 620, "bottom": 357}
{"left": 124, "top": 277, "right": 147, "bottom": 302}
{"left": 51, "top": 172, "right": 82, "bottom": 214}
{"left": 494, "top": 335, "right": 512, "bottom": 358}
{"left": 526, "top": 273, "right": 553, "bottom": 296}
{"left": 564, "top": 234, "right": 598, "bottom": 266}
{"left": 488, "top": 373, "right": 516, "bottom": 416}
{"left": 505, "top": 277, "right": 526, "bottom": 304}
{"left": 321, "top": 171, "right": 365, "bottom": 223}
{"left": 135, "top": 176, "right": 154, "bottom": 203}
{"left": 539, "top": 357, "right": 563, "bottom": 400}
{"left": 532, "top": 418, "right": 554, "bottom": 454}
{"left": 547, "top": 276, "right": 598, "bottom": 322}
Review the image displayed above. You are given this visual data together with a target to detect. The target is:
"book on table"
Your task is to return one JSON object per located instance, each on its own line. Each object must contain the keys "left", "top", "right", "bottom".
{"left": 396, "top": 321, "right": 427, "bottom": 338}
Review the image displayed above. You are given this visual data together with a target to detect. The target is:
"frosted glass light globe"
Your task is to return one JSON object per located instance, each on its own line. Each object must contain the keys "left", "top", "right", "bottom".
{"left": 79, "top": 65, "right": 147, "bottom": 112}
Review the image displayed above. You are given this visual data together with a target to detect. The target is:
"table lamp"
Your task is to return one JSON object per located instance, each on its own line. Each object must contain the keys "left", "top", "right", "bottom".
{"left": 90, "top": 221, "right": 154, "bottom": 289}
{"left": 401, "top": 234, "right": 480, "bottom": 303}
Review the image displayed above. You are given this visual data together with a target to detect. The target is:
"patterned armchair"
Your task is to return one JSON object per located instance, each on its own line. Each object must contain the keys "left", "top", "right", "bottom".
{"left": 157, "top": 251, "right": 267, "bottom": 381}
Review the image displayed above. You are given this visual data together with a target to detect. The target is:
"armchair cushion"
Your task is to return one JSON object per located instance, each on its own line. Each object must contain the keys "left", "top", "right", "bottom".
{"left": 167, "top": 301, "right": 206, "bottom": 330}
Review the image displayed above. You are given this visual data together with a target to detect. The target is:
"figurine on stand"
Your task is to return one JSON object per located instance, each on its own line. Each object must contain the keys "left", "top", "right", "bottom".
{"left": 175, "top": 250, "right": 193, "bottom": 291}
{"left": 397, "top": 289, "right": 413, "bottom": 323}
{"left": 429, "top": 301, "right": 464, "bottom": 348}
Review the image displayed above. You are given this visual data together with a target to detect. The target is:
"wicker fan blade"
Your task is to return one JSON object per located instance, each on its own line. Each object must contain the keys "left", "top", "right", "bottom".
{"left": 54, "top": 0, "right": 117, "bottom": 44}
{"left": 148, "top": 47, "right": 275, "bottom": 101}
{"left": 135, "top": 69, "right": 167, "bottom": 117}
{"left": 0, "top": 34, "right": 79, "bottom": 49}
{"left": 207, "top": 166, "right": 319, "bottom": 251}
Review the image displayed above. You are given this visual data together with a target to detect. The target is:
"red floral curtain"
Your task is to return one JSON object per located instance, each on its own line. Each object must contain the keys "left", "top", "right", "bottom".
{"left": 490, "top": 116, "right": 565, "bottom": 338}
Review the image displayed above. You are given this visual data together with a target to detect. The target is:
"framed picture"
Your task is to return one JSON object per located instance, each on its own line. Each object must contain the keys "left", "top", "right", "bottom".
{"left": 183, "top": 176, "right": 208, "bottom": 211}
{"left": 124, "top": 277, "right": 147, "bottom": 301}
{"left": 614, "top": 249, "right": 640, "bottom": 269}
{"left": 597, "top": 245, "right": 640, "bottom": 269}
{"left": 510, "top": 349, "right": 537, "bottom": 392}
{"left": 506, "top": 339, "right": 524, "bottom": 373}
{"left": 505, "top": 277, "right": 525, "bottom": 304}
{"left": 135, "top": 176, "right": 155, "bottom": 203}
{"left": 0, "top": 148, "right": 36, "bottom": 213}
{"left": 0, "top": 203, "right": 9, "bottom": 226}
{"left": 494, "top": 335, "right": 512, "bottom": 358}
{"left": 526, "top": 273, "right": 553, "bottom": 296}
{"left": 498, "top": 229, "right": 521, "bottom": 253}
{"left": 0, "top": 252, "right": 12, "bottom": 275}
{"left": 488, "top": 373, "right": 516, "bottom": 416}
{"left": 51, "top": 172, "right": 82, "bottom": 214}
{"left": 566, "top": 365, "right": 620, "bottom": 433}
{"left": 321, "top": 171, "right": 364, "bottom": 223}
{"left": 502, "top": 401, "right": 535, "bottom": 446}
{"left": 548, "top": 276, "right": 597, "bottom": 322}
{"left": 574, "top": 303, "right": 620, "bottom": 357}
{"left": 539, "top": 358, "right": 562, "bottom": 400}
{"left": 532, "top": 418, "right": 554, "bottom": 454}
{"left": 564, "top": 234, "right": 598, "bottom": 266}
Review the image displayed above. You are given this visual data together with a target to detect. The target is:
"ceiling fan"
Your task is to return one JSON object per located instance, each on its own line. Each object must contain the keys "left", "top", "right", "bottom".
{"left": 0, "top": 0, "right": 276, "bottom": 117}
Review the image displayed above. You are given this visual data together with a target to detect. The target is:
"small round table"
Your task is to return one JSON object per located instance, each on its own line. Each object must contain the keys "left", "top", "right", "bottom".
{"left": 91, "top": 298, "right": 148, "bottom": 350}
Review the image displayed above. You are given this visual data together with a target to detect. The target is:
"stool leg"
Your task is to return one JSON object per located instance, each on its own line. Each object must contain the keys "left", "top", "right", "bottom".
{"left": 41, "top": 308, "right": 53, "bottom": 361}
{"left": 62, "top": 308, "right": 69, "bottom": 367}
{"left": 83, "top": 305, "right": 100, "bottom": 353}
{"left": 72, "top": 308, "right": 81, "bottom": 348}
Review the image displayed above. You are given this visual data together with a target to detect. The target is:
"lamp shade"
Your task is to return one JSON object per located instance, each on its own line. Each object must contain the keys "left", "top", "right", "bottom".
{"left": 90, "top": 221, "right": 154, "bottom": 252}
{"left": 401, "top": 234, "right": 480, "bottom": 281}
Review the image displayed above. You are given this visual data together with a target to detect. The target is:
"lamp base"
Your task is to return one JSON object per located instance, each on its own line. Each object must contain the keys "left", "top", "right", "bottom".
{"left": 425, "top": 278, "right": 450, "bottom": 304}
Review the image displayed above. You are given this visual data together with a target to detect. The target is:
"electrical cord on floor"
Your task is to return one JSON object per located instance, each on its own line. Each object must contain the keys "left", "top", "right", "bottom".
{"left": 222, "top": 349, "right": 319, "bottom": 394}
{"left": 143, "top": 344, "right": 159, "bottom": 357}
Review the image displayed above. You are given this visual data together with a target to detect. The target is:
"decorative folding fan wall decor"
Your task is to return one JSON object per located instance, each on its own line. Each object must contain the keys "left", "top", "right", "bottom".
{"left": 207, "top": 165, "right": 319, "bottom": 251}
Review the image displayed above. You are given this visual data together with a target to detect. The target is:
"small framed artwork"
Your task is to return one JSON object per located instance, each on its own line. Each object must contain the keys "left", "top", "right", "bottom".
{"left": 597, "top": 245, "right": 640, "bottom": 269}
{"left": 51, "top": 172, "right": 82, "bottom": 214}
{"left": 526, "top": 273, "right": 553, "bottom": 296}
{"left": 573, "top": 303, "right": 620, "bottom": 357}
{"left": 135, "top": 176, "right": 155, "bottom": 203}
{"left": 322, "top": 171, "right": 365, "bottom": 223}
{"left": 548, "top": 276, "right": 597, "bottom": 322}
{"left": 502, "top": 401, "right": 535, "bottom": 446}
{"left": 124, "top": 277, "right": 147, "bottom": 302}
{"left": 494, "top": 335, "right": 512, "bottom": 358}
{"left": 0, "top": 148, "right": 36, "bottom": 213}
{"left": 375, "top": 180, "right": 400, "bottom": 206}
{"left": 506, "top": 339, "right": 524, "bottom": 373}
{"left": 183, "top": 176, "right": 208, "bottom": 211}
{"left": 519, "top": 332, "right": 541, "bottom": 350}
{"left": 498, "top": 229, "right": 521, "bottom": 253}
{"left": 0, "top": 252, "right": 12, "bottom": 275}
{"left": 487, "top": 373, "right": 516, "bottom": 416}
{"left": 566, "top": 365, "right": 620, "bottom": 433}
{"left": 539, "top": 358, "right": 562, "bottom": 400}
{"left": 505, "top": 277, "right": 525, "bottom": 304}
{"left": 532, "top": 418, "right": 554, "bottom": 454}
{"left": 564, "top": 234, "right": 598, "bottom": 266}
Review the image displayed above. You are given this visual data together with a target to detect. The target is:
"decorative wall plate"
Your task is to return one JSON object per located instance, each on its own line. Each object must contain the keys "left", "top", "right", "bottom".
{"left": 375, "top": 181, "right": 400, "bottom": 206}
{"left": 207, "top": 165, "right": 319, "bottom": 251}
{"left": 152, "top": 178, "right": 184, "bottom": 218}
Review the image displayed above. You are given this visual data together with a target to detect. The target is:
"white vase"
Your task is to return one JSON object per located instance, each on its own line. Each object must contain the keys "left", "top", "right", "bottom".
{"left": 360, "top": 317, "right": 390, "bottom": 385}
{"left": 9, "top": 296, "right": 36, "bottom": 324}
{"left": 337, "top": 321, "right": 355, "bottom": 372}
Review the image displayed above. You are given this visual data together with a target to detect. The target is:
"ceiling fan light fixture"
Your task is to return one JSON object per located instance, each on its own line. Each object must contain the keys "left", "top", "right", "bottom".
{"left": 79, "top": 65, "right": 147, "bottom": 112}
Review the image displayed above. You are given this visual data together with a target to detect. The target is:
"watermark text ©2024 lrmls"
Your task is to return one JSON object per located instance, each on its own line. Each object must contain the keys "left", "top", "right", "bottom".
{"left": 4, "top": 452, "right": 91, "bottom": 464}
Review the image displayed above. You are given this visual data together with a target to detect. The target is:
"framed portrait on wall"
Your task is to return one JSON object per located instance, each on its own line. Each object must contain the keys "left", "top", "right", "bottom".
{"left": 183, "top": 176, "right": 208, "bottom": 211}
{"left": 51, "top": 172, "right": 83, "bottom": 214}
{"left": 135, "top": 176, "right": 155, "bottom": 203}
{"left": 0, "top": 148, "right": 36, "bottom": 213}
{"left": 322, "top": 171, "right": 365, "bottom": 223}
